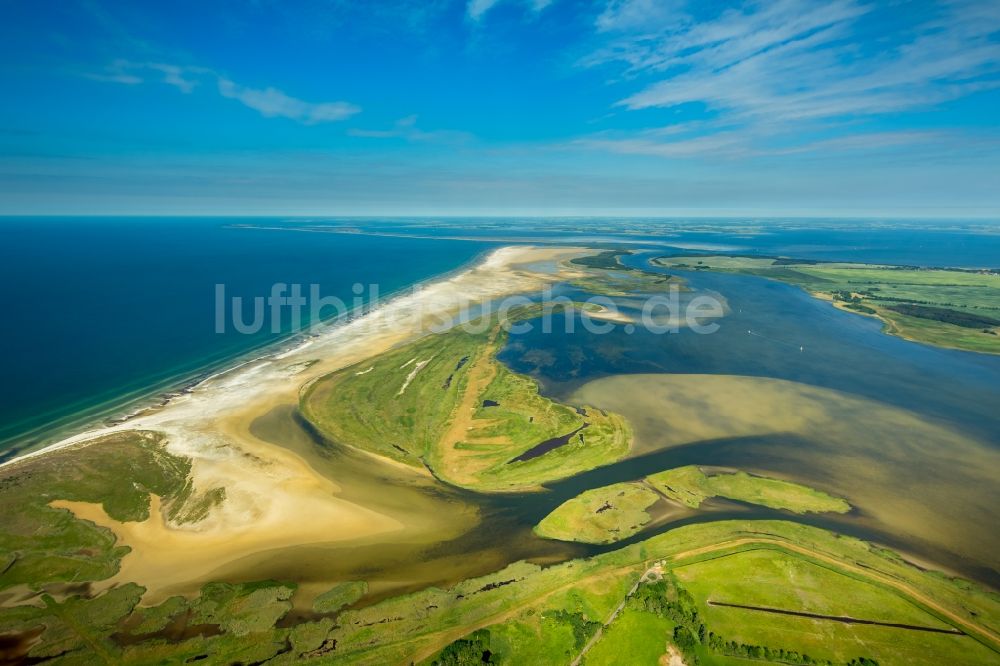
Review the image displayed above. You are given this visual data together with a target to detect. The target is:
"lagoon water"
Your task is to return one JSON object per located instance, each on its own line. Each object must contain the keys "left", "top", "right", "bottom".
{"left": 499, "top": 251, "right": 1000, "bottom": 583}
{"left": 2, "top": 217, "right": 998, "bottom": 585}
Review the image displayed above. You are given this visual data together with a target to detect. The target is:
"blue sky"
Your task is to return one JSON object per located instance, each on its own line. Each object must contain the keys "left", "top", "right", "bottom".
{"left": 1, "top": 0, "right": 998, "bottom": 217}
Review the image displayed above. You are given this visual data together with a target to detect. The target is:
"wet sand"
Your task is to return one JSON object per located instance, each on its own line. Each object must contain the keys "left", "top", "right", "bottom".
{"left": 571, "top": 373, "right": 1000, "bottom": 576}
{"left": 14, "top": 246, "right": 589, "bottom": 599}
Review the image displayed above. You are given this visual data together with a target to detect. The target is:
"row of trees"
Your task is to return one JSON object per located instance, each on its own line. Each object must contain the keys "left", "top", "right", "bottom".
{"left": 628, "top": 573, "right": 880, "bottom": 666}
{"left": 432, "top": 572, "right": 884, "bottom": 665}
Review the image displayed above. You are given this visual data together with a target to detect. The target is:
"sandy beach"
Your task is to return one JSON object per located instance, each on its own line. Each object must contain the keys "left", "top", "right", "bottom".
{"left": 11, "top": 245, "right": 588, "bottom": 597}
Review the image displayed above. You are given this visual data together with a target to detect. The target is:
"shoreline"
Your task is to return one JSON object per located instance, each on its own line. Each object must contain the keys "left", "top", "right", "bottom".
{"left": 0, "top": 243, "right": 505, "bottom": 466}
{"left": 6, "top": 245, "right": 591, "bottom": 596}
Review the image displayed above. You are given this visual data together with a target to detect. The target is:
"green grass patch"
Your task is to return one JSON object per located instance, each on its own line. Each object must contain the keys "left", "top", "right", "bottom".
{"left": 535, "top": 481, "right": 661, "bottom": 544}
{"left": 0, "top": 584, "right": 144, "bottom": 663}
{"left": 584, "top": 607, "right": 673, "bottom": 666}
{"left": 276, "top": 521, "right": 1000, "bottom": 663}
{"left": 536, "top": 466, "right": 849, "bottom": 547}
{"left": 679, "top": 549, "right": 995, "bottom": 666}
{"left": 301, "top": 326, "right": 489, "bottom": 466}
{"left": 647, "top": 466, "right": 851, "bottom": 514}
{"left": 301, "top": 311, "right": 631, "bottom": 492}
{"left": 0, "top": 431, "right": 215, "bottom": 592}
{"left": 313, "top": 580, "right": 368, "bottom": 613}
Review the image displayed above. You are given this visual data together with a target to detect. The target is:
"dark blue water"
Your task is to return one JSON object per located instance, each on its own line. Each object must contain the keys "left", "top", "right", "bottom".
{"left": 0, "top": 218, "right": 494, "bottom": 451}
{"left": 277, "top": 217, "right": 1000, "bottom": 268}
{"left": 2, "top": 216, "right": 997, "bottom": 455}
{"left": 500, "top": 259, "right": 1000, "bottom": 444}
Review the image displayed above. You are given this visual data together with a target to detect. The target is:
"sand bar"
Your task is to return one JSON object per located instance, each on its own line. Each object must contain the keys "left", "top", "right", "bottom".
{"left": 12, "top": 245, "right": 589, "bottom": 596}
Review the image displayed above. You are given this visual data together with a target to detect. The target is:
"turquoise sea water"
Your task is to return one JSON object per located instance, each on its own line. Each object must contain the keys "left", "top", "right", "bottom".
{"left": 2, "top": 216, "right": 998, "bottom": 457}
{"left": 0, "top": 218, "right": 495, "bottom": 454}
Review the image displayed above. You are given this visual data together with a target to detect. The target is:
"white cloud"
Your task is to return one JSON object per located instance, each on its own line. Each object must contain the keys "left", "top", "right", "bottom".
{"left": 87, "top": 59, "right": 209, "bottom": 92}
{"left": 89, "top": 61, "right": 360, "bottom": 124}
{"left": 595, "top": 0, "right": 686, "bottom": 33}
{"left": 609, "top": 0, "right": 999, "bottom": 120}
{"left": 577, "top": 132, "right": 750, "bottom": 158}
{"left": 467, "top": 0, "right": 554, "bottom": 21}
{"left": 216, "top": 79, "right": 359, "bottom": 124}
{"left": 347, "top": 115, "right": 472, "bottom": 142}
{"left": 468, "top": 0, "right": 501, "bottom": 20}
{"left": 582, "top": 0, "right": 1000, "bottom": 158}
{"left": 147, "top": 63, "right": 200, "bottom": 94}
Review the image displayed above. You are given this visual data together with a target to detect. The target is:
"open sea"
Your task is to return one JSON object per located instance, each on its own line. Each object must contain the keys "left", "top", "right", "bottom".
{"left": 0, "top": 217, "right": 495, "bottom": 454}
{"left": 1, "top": 216, "right": 998, "bottom": 457}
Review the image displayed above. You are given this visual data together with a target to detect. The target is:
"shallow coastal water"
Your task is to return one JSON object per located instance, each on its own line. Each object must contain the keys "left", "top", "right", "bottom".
{"left": 0, "top": 218, "right": 495, "bottom": 452}
{"left": 5, "top": 218, "right": 996, "bottom": 455}
{"left": 4, "top": 220, "right": 999, "bottom": 597}
{"left": 496, "top": 257, "right": 1000, "bottom": 582}
{"left": 235, "top": 372, "right": 1000, "bottom": 599}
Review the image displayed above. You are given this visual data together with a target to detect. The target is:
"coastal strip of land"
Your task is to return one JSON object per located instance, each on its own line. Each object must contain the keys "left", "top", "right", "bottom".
{"left": 0, "top": 245, "right": 592, "bottom": 597}
{"left": 653, "top": 254, "right": 1000, "bottom": 354}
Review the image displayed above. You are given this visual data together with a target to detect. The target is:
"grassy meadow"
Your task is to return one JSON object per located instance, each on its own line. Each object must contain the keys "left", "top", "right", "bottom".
{"left": 647, "top": 466, "right": 851, "bottom": 514}
{"left": 653, "top": 255, "right": 1000, "bottom": 353}
{"left": 411, "top": 521, "right": 1000, "bottom": 666}
{"left": 0, "top": 431, "right": 219, "bottom": 593}
{"left": 300, "top": 311, "right": 631, "bottom": 492}
{"left": 535, "top": 466, "right": 850, "bottom": 545}
{"left": 535, "top": 481, "right": 661, "bottom": 544}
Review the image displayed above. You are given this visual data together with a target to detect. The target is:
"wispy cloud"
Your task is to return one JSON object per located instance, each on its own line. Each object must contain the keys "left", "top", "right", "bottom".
{"left": 347, "top": 115, "right": 473, "bottom": 142}
{"left": 575, "top": 128, "right": 947, "bottom": 159}
{"left": 467, "top": 0, "right": 553, "bottom": 21}
{"left": 582, "top": 0, "right": 1000, "bottom": 157}
{"left": 88, "top": 61, "right": 360, "bottom": 124}
{"left": 595, "top": 0, "right": 686, "bottom": 33}
{"left": 216, "top": 79, "right": 359, "bottom": 124}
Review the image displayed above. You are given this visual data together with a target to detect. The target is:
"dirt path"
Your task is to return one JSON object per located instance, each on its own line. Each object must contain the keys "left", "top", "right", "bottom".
{"left": 406, "top": 535, "right": 1000, "bottom": 665}
{"left": 434, "top": 326, "right": 503, "bottom": 485}
{"left": 570, "top": 566, "right": 661, "bottom": 666}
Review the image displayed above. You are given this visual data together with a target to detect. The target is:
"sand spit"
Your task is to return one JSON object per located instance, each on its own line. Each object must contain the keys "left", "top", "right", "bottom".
{"left": 12, "top": 246, "right": 589, "bottom": 596}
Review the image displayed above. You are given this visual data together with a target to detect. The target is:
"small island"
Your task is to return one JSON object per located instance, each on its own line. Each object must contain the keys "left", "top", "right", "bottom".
{"left": 535, "top": 466, "right": 850, "bottom": 545}
{"left": 647, "top": 465, "right": 852, "bottom": 514}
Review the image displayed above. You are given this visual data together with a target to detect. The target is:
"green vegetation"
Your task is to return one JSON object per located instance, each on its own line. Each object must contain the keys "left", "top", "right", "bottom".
{"left": 583, "top": 607, "right": 672, "bottom": 666}
{"left": 1, "top": 519, "right": 994, "bottom": 664}
{"left": 646, "top": 466, "right": 851, "bottom": 514}
{"left": 188, "top": 580, "right": 296, "bottom": 636}
{"left": 653, "top": 255, "right": 1000, "bottom": 353}
{"left": 567, "top": 249, "right": 685, "bottom": 297}
{"left": 349, "top": 520, "right": 1000, "bottom": 666}
{"left": 884, "top": 303, "right": 1000, "bottom": 328}
{"left": 421, "top": 565, "right": 634, "bottom": 666}
{"left": 535, "top": 481, "right": 660, "bottom": 544}
{"left": 0, "top": 576, "right": 322, "bottom": 664}
{"left": 0, "top": 583, "right": 145, "bottom": 663}
{"left": 313, "top": 580, "right": 368, "bottom": 613}
{"left": 535, "top": 466, "right": 850, "bottom": 546}
{"left": 670, "top": 547, "right": 996, "bottom": 666}
{"left": 0, "top": 431, "right": 219, "bottom": 592}
{"left": 570, "top": 249, "right": 636, "bottom": 271}
{"left": 301, "top": 311, "right": 631, "bottom": 492}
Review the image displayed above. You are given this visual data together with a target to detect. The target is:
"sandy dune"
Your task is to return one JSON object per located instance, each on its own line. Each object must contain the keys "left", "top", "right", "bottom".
{"left": 19, "top": 245, "right": 589, "bottom": 596}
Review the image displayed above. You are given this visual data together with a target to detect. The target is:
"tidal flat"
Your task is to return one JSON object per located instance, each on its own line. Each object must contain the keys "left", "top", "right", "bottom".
{"left": 570, "top": 373, "right": 1000, "bottom": 580}
{"left": 1, "top": 242, "right": 998, "bottom": 665}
